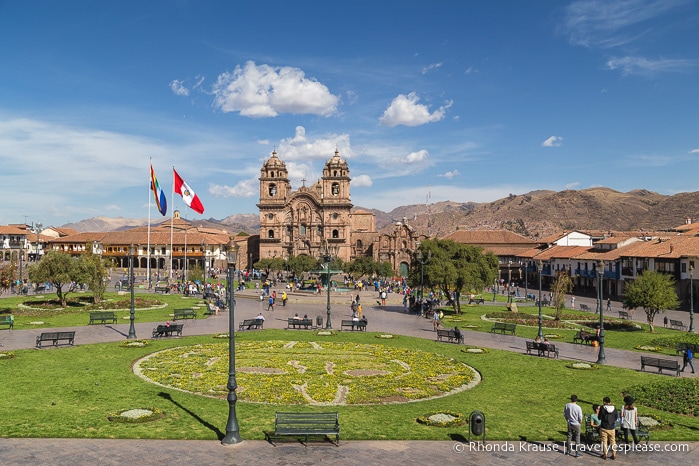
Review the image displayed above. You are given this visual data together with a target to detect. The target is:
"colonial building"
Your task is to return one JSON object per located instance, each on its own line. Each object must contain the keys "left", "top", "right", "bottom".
{"left": 256, "top": 150, "right": 424, "bottom": 275}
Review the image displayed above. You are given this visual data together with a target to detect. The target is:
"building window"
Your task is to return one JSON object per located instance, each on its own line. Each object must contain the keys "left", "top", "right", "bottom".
{"left": 332, "top": 229, "right": 339, "bottom": 238}
{"left": 331, "top": 182, "right": 340, "bottom": 195}
{"left": 300, "top": 224, "right": 306, "bottom": 236}
{"left": 268, "top": 213, "right": 274, "bottom": 220}
{"left": 332, "top": 212, "right": 339, "bottom": 219}
{"left": 269, "top": 183, "right": 277, "bottom": 197}
{"left": 268, "top": 229, "right": 274, "bottom": 239}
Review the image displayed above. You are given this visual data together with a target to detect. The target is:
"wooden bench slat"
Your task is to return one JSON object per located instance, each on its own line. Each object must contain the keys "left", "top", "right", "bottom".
{"left": 36, "top": 331, "right": 75, "bottom": 348}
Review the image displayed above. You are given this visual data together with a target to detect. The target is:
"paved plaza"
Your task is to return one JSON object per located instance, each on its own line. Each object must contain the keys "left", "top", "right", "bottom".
{"left": 0, "top": 289, "right": 696, "bottom": 465}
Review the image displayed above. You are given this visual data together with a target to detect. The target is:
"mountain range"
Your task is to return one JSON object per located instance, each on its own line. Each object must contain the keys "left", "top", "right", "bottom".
{"left": 61, "top": 187, "right": 699, "bottom": 239}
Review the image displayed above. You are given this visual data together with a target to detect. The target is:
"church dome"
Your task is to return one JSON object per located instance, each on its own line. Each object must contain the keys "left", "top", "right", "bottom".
{"left": 262, "top": 150, "right": 287, "bottom": 170}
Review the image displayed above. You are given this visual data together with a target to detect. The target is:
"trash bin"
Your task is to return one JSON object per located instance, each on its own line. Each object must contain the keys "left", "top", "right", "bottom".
{"left": 316, "top": 315, "right": 323, "bottom": 327}
{"left": 468, "top": 410, "right": 486, "bottom": 443}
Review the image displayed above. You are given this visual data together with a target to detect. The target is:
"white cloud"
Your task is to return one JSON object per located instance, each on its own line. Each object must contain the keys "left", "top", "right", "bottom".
{"left": 209, "top": 178, "right": 258, "bottom": 198}
{"left": 211, "top": 61, "right": 339, "bottom": 118}
{"left": 170, "top": 80, "right": 189, "bottom": 96}
{"left": 690, "top": 149, "right": 699, "bottom": 154}
{"left": 560, "top": 0, "right": 687, "bottom": 49}
{"left": 379, "top": 92, "right": 452, "bottom": 127}
{"left": 351, "top": 174, "right": 373, "bottom": 187}
{"left": 438, "top": 169, "right": 460, "bottom": 179}
{"left": 277, "top": 126, "right": 353, "bottom": 161}
{"left": 421, "top": 63, "right": 442, "bottom": 74}
{"left": 464, "top": 66, "right": 477, "bottom": 75}
{"left": 606, "top": 56, "right": 697, "bottom": 75}
{"left": 564, "top": 182, "right": 581, "bottom": 190}
{"left": 404, "top": 150, "right": 428, "bottom": 163}
{"left": 542, "top": 136, "right": 564, "bottom": 147}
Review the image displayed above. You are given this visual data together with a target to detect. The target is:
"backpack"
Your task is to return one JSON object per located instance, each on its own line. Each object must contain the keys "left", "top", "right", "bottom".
{"left": 687, "top": 348, "right": 694, "bottom": 360}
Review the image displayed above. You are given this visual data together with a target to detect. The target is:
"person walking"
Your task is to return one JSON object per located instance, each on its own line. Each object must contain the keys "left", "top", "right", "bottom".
{"left": 432, "top": 310, "right": 440, "bottom": 331}
{"left": 563, "top": 394, "right": 583, "bottom": 457}
{"left": 606, "top": 297, "right": 612, "bottom": 312}
{"left": 599, "top": 397, "right": 618, "bottom": 460}
{"left": 282, "top": 291, "right": 287, "bottom": 307}
{"left": 681, "top": 346, "right": 695, "bottom": 373}
{"left": 267, "top": 295, "right": 274, "bottom": 312}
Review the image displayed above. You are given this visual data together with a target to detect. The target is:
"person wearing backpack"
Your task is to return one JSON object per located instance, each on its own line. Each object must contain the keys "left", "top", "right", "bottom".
{"left": 682, "top": 347, "right": 695, "bottom": 373}
{"left": 599, "top": 396, "right": 618, "bottom": 460}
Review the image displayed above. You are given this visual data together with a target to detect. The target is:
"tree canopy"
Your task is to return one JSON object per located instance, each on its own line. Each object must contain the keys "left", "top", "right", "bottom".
{"left": 409, "top": 239, "right": 499, "bottom": 314}
{"left": 27, "top": 250, "right": 80, "bottom": 307}
{"left": 623, "top": 270, "right": 679, "bottom": 333}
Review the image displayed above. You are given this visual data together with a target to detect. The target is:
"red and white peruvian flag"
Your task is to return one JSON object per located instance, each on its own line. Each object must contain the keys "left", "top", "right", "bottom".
{"left": 173, "top": 168, "right": 205, "bottom": 214}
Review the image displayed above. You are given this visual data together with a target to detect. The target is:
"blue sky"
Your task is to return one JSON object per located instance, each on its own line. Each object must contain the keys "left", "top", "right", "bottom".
{"left": 1, "top": 0, "right": 698, "bottom": 228}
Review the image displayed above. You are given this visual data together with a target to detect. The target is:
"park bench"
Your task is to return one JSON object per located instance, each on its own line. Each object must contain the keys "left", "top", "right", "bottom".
{"left": 0, "top": 315, "right": 14, "bottom": 330}
{"left": 640, "top": 356, "right": 680, "bottom": 376}
{"left": 669, "top": 319, "right": 687, "bottom": 331}
{"left": 203, "top": 291, "right": 218, "bottom": 300}
{"left": 152, "top": 323, "right": 183, "bottom": 338}
{"left": 573, "top": 331, "right": 592, "bottom": 345}
{"left": 266, "top": 411, "right": 340, "bottom": 447}
{"left": 89, "top": 311, "right": 117, "bottom": 325}
{"left": 583, "top": 415, "right": 601, "bottom": 445}
{"left": 579, "top": 304, "right": 591, "bottom": 312}
{"left": 173, "top": 309, "right": 196, "bottom": 321}
{"left": 490, "top": 322, "right": 516, "bottom": 335}
{"left": 618, "top": 310, "right": 630, "bottom": 320}
{"left": 436, "top": 328, "right": 464, "bottom": 344}
{"left": 34, "top": 283, "right": 46, "bottom": 293}
{"left": 287, "top": 318, "right": 313, "bottom": 330}
{"left": 535, "top": 298, "right": 550, "bottom": 307}
{"left": 512, "top": 297, "right": 526, "bottom": 303}
{"left": 239, "top": 318, "right": 264, "bottom": 331}
{"left": 154, "top": 285, "right": 170, "bottom": 293}
{"left": 36, "top": 331, "right": 75, "bottom": 348}
{"left": 525, "top": 340, "right": 559, "bottom": 358}
{"left": 469, "top": 297, "right": 485, "bottom": 305}
{"left": 675, "top": 342, "right": 699, "bottom": 357}
{"left": 340, "top": 319, "right": 367, "bottom": 331}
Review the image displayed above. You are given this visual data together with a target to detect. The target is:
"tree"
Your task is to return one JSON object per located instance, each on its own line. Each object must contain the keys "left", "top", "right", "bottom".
{"left": 550, "top": 271, "right": 573, "bottom": 320}
{"left": 375, "top": 261, "right": 395, "bottom": 280}
{"left": 345, "top": 256, "right": 376, "bottom": 280}
{"left": 27, "top": 250, "right": 80, "bottom": 307}
{"left": 286, "top": 255, "right": 318, "bottom": 279}
{"left": 75, "top": 245, "right": 109, "bottom": 304}
{"left": 410, "top": 239, "right": 498, "bottom": 314}
{"left": 623, "top": 270, "right": 679, "bottom": 333}
{"left": 0, "top": 260, "right": 17, "bottom": 295}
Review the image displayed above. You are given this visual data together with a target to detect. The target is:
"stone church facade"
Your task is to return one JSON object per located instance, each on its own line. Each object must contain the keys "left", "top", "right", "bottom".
{"left": 256, "top": 150, "right": 424, "bottom": 276}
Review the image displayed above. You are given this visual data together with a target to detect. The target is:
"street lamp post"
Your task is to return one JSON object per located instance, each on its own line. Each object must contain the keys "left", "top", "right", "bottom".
{"left": 321, "top": 240, "right": 336, "bottom": 329}
{"left": 690, "top": 266, "right": 695, "bottom": 333}
{"left": 523, "top": 260, "right": 528, "bottom": 299}
{"left": 507, "top": 260, "right": 512, "bottom": 303}
{"left": 127, "top": 244, "right": 137, "bottom": 339}
{"left": 537, "top": 260, "right": 543, "bottom": 340}
{"left": 222, "top": 244, "right": 242, "bottom": 445}
{"left": 596, "top": 260, "right": 607, "bottom": 364}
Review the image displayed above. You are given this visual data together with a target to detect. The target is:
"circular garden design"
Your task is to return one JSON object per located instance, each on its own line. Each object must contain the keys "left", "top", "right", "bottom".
{"left": 134, "top": 340, "right": 479, "bottom": 405}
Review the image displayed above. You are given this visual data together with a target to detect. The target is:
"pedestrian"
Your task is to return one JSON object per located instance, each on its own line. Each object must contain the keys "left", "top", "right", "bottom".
{"left": 380, "top": 289, "right": 387, "bottom": 306}
{"left": 563, "top": 394, "right": 583, "bottom": 457}
{"left": 606, "top": 297, "right": 612, "bottom": 312}
{"left": 681, "top": 346, "right": 695, "bottom": 374}
{"left": 571, "top": 296, "right": 575, "bottom": 309}
{"left": 432, "top": 310, "right": 440, "bottom": 331}
{"left": 599, "top": 396, "right": 618, "bottom": 460}
{"left": 620, "top": 397, "right": 639, "bottom": 446}
{"left": 282, "top": 291, "right": 287, "bottom": 306}
{"left": 267, "top": 295, "right": 274, "bottom": 311}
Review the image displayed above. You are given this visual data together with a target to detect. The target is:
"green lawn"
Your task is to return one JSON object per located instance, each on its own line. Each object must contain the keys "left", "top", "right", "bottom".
{"left": 1, "top": 329, "right": 697, "bottom": 441}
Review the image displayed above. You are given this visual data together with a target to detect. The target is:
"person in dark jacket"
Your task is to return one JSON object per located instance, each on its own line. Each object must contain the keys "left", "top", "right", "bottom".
{"left": 599, "top": 396, "right": 618, "bottom": 459}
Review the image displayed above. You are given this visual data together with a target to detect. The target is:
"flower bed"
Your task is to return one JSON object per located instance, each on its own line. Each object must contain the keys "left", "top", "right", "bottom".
{"left": 417, "top": 410, "right": 464, "bottom": 427}
{"left": 0, "top": 352, "right": 16, "bottom": 360}
{"left": 107, "top": 406, "right": 164, "bottom": 423}
{"left": 566, "top": 362, "right": 599, "bottom": 370}
{"left": 461, "top": 346, "right": 489, "bottom": 354}
{"left": 134, "top": 341, "right": 479, "bottom": 405}
{"left": 635, "top": 345, "right": 662, "bottom": 352}
{"left": 119, "top": 339, "right": 150, "bottom": 348}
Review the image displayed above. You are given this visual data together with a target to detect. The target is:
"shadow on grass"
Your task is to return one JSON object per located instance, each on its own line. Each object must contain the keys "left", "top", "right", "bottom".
{"left": 158, "top": 391, "right": 225, "bottom": 440}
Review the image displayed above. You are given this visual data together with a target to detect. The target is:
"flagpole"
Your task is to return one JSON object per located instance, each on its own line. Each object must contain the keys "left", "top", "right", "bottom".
{"left": 170, "top": 166, "right": 175, "bottom": 280}
{"left": 147, "top": 159, "right": 152, "bottom": 289}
